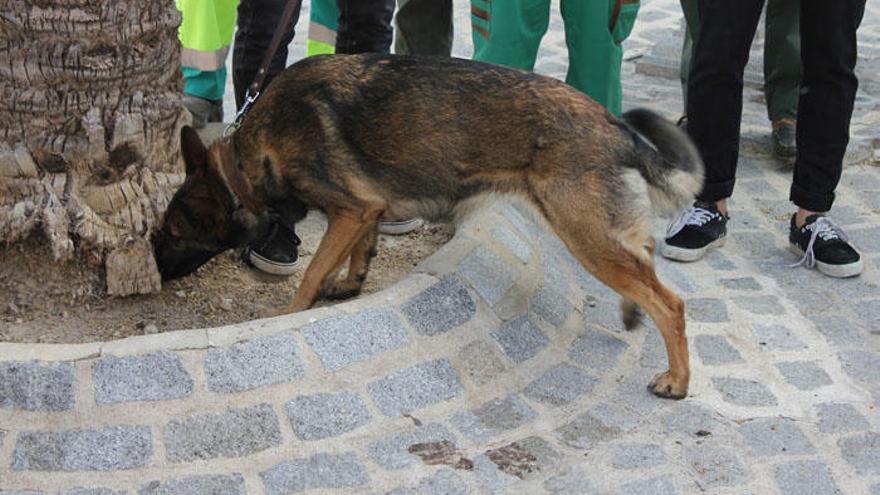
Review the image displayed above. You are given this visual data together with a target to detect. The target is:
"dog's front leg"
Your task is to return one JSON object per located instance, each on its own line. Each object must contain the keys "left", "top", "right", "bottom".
{"left": 279, "top": 208, "right": 382, "bottom": 314}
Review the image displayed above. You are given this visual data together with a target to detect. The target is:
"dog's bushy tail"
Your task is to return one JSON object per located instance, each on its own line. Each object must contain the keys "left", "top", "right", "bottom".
{"left": 621, "top": 108, "right": 704, "bottom": 215}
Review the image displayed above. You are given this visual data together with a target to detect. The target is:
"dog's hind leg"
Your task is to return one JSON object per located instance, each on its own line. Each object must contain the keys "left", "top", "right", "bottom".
{"left": 281, "top": 207, "right": 382, "bottom": 313}
{"left": 322, "top": 225, "right": 379, "bottom": 300}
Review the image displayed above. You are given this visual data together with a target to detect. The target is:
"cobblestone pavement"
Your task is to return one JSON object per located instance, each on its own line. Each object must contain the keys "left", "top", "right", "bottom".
{"left": 3, "top": 1, "right": 879, "bottom": 494}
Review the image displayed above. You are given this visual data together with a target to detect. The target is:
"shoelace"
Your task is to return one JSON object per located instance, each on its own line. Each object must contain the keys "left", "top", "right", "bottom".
{"left": 789, "top": 216, "right": 848, "bottom": 269}
{"left": 666, "top": 205, "right": 719, "bottom": 238}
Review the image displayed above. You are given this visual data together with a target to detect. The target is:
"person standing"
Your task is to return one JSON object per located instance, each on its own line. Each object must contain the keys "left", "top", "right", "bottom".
{"left": 662, "top": 0, "right": 865, "bottom": 279}
{"left": 470, "top": 0, "right": 640, "bottom": 116}
{"left": 395, "top": 0, "right": 453, "bottom": 56}
{"left": 679, "top": 0, "right": 801, "bottom": 159}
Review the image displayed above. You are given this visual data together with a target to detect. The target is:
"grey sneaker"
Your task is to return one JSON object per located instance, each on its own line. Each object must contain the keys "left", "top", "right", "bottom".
{"left": 772, "top": 118, "right": 796, "bottom": 159}
{"left": 379, "top": 218, "right": 424, "bottom": 235}
{"left": 182, "top": 94, "right": 223, "bottom": 129}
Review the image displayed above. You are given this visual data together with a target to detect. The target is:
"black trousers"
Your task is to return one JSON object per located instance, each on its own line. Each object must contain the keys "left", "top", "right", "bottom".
{"left": 232, "top": 0, "right": 302, "bottom": 109}
{"left": 336, "top": 0, "right": 395, "bottom": 54}
{"left": 688, "top": 0, "right": 865, "bottom": 212}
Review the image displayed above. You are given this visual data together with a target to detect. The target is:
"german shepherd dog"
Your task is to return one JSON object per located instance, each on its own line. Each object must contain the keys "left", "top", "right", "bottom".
{"left": 154, "top": 54, "right": 702, "bottom": 398}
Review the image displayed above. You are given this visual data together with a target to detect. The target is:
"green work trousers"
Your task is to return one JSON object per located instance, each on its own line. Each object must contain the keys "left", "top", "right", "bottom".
{"left": 680, "top": 0, "right": 801, "bottom": 122}
{"left": 176, "top": 0, "right": 238, "bottom": 101}
{"left": 395, "top": 0, "right": 453, "bottom": 56}
{"left": 471, "top": 0, "right": 639, "bottom": 116}
{"left": 307, "top": 0, "right": 338, "bottom": 56}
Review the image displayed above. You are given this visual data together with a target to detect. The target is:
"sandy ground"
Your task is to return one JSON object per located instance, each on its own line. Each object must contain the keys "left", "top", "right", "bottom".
{"left": 0, "top": 213, "right": 452, "bottom": 344}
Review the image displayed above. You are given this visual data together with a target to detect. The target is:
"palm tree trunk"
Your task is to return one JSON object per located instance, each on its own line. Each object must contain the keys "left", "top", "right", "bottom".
{"left": 0, "top": 0, "right": 188, "bottom": 295}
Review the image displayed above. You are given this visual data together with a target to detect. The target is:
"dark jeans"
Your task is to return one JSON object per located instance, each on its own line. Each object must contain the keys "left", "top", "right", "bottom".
{"left": 336, "top": 0, "right": 395, "bottom": 54}
{"left": 688, "top": 0, "right": 865, "bottom": 212}
{"left": 233, "top": 0, "right": 303, "bottom": 109}
{"left": 395, "top": 0, "right": 453, "bottom": 56}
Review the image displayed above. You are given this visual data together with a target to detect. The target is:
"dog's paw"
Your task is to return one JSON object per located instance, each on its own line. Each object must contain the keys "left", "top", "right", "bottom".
{"left": 647, "top": 371, "right": 688, "bottom": 399}
{"left": 321, "top": 282, "right": 363, "bottom": 301}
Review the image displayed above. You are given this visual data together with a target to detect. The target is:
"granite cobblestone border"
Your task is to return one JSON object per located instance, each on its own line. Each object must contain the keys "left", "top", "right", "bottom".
{"left": 3, "top": 1, "right": 880, "bottom": 491}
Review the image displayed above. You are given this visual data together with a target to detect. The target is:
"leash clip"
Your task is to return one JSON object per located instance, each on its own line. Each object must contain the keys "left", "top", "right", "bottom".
{"left": 224, "top": 88, "right": 260, "bottom": 137}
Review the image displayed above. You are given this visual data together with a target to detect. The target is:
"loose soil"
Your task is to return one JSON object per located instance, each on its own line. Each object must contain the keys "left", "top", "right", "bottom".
{"left": 0, "top": 214, "right": 452, "bottom": 344}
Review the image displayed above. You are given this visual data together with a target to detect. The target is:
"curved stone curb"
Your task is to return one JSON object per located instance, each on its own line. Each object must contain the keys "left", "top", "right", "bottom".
{"left": 2, "top": 200, "right": 879, "bottom": 495}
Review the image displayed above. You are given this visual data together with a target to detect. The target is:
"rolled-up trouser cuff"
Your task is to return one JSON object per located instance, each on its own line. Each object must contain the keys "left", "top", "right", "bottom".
{"left": 697, "top": 178, "right": 736, "bottom": 204}
{"left": 790, "top": 183, "right": 835, "bottom": 213}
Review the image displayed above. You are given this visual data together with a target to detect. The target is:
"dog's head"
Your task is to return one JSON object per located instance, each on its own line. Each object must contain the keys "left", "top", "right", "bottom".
{"left": 154, "top": 126, "right": 269, "bottom": 280}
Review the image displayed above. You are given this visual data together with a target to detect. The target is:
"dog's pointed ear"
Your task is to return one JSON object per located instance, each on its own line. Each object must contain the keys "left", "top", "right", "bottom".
{"left": 180, "top": 125, "right": 207, "bottom": 175}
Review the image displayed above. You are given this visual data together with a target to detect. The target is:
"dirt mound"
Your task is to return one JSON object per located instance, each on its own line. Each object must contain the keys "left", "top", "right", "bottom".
{"left": 0, "top": 213, "right": 452, "bottom": 344}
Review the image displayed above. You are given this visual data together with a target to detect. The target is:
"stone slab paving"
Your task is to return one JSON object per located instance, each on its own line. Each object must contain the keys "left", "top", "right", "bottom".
{"left": 3, "top": 0, "right": 880, "bottom": 493}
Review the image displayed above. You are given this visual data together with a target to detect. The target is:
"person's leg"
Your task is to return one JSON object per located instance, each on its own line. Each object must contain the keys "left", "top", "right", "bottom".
{"left": 395, "top": 0, "right": 453, "bottom": 56}
{"left": 233, "top": 0, "right": 302, "bottom": 109}
{"left": 787, "top": 0, "right": 865, "bottom": 277}
{"left": 335, "top": 0, "right": 395, "bottom": 54}
{"left": 177, "top": 0, "right": 238, "bottom": 126}
{"left": 764, "top": 0, "right": 801, "bottom": 158}
{"left": 560, "top": 0, "right": 639, "bottom": 116}
{"left": 764, "top": 0, "right": 800, "bottom": 123}
{"left": 307, "top": 0, "right": 338, "bottom": 56}
{"left": 791, "top": 0, "right": 864, "bottom": 216}
{"left": 661, "top": 0, "right": 764, "bottom": 262}
{"left": 679, "top": 0, "right": 699, "bottom": 113}
{"left": 471, "top": 0, "right": 550, "bottom": 71}
{"left": 688, "top": 0, "right": 764, "bottom": 208}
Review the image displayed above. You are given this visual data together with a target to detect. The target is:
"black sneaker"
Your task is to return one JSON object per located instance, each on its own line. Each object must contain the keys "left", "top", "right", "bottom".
{"left": 772, "top": 118, "right": 796, "bottom": 159}
{"left": 789, "top": 214, "right": 863, "bottom": 278}
{"left": 660, "top": 201, "right": 728, "bottom": 262}
{"left": 243, "top": 220, "right": 301, "bottom": 276}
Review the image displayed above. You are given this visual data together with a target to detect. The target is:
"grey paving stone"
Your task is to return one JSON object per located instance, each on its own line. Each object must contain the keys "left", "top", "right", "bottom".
{"left": 366, "top": 423, "right": 457, "bottom": 470}
{"left": 12, "top": 425, "right": 152, "bottom": 471}
{"left": 401, "top": 276, "right": 476, "bottom": 337}
{"left": 733, "top": 295, "right": 783, "bottom": 315}
{"left": 738, "top": 418, "right": 815, "bottom": 456}
{"left": 458, "top": 246, "right": 518, "bottom": 305}
{"left": 871, "top": 482, "right": 880, "bottom": 495}
{"left": 522, "top": 363, "right": 598, "bottom": 406}
{"left": 614, "top": 476, "right": 678, "bottom": 495}
{"left": 368, "top": 359, "right": 463, "bottom": 416}
{"left": 685, "top": 298, "right": 729, "bottom": 322}
{"left": 0, "top": 491, "right": 43, "bottom": 495}
{"left": 472, "top": 453, "right": 519, "bottom": 491}
{"left": 260, "top": 452, "right": 369, "bottom": 495}
{"left": 751, "top": 324, "right": 807, "bottom": 351}
{"left": 450, "top": 394, "right": 536, "bottom": 441}
{"left": 838, "top": 350, "right": 880, "bottom": 383}
{"left": 493, "top": 224, "right": 531, "bottom": 262}
{"left": 807, "top": 314, "right": 868, "bottom": 347}
{"left": 684, "top": 445, "right": 749, "bottom": 487}
{"left": 163, "top": 404, "right": 282, "bottom": 463}
{"left": 58, "top": 489, "right": 125, "bottom": 495}
{"left": 301, "top": 308, "right": 408, "bottom": 372}
{"left": 543, "top": 465, "right": 595, "bottom": 494}
{"left": 139, "top": 474, "right": 245, "bottom": 495}
{"left": 774, "top": 461, "right": 841, "bottom": 495}
{"left": 529, "top": 286, "right": 573, "bottom": 328}
{"left": 93, "top": 351, "right": 193, "bottom": 405}
{"left": 704, "top": 250, "right": 737, "bottom": 271}
{"left": 0, "top": 361, "right": 74, "bottom": 412}
{"left": 839, "top": 432, "right": 880, "bottom": 474}
{"left": 387, "top": 469, "right": 468, "bottom": 495}
{"left": 738, "top": 178, "right": 778, "bottom": 195}
{"left": 285, "top": 391, "right": 371, "bottom": 440}
{"left": 694, "top": 335, "right": 743, "bottom": 365}
{"left": 816, "top": 403, "right": 870, "bottom": 433}
{"left": 775, "top": 361, "right": 833, "bottom": 390}
{"left": 557, "top": 404, "right": 639, "bottom": 449}
{"left": 663, "top": 402, "right": 729, "bottom": 436}
{"left": 655, "top": 260, "right": 699, "bottom": 293}
{"left": 583, "top": 295, "right": 626, "bottom": 333}
{"left": 457, "top": 339, "right": 506, "bottom": 386}
{"left": 609, "top": 443, "right": 667, "bottom": 469}
{"left": 854, "top": 299, "right": 880, "bottom": 330}
{"left": 712, "top": 377, "right": 778, "bottom": 407}
{"left": 568, "top": 328, "right": 629, "bottom": 370}
{"left": 491, "top": 315, "right": 548, "bottom": 363}
{"left": 204, "top": 333, "right": 305, "bottom": 393}
{"left": 719, "top": 277, "right": 762, "bottom": 291}
{"left": 541, "top": 244, "right": 574, "bottom": 297}
{"left": 732, "top": 231, "right": 783, "bottom": 260}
